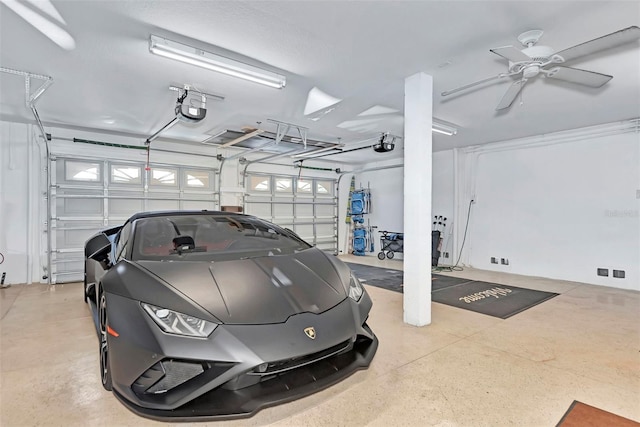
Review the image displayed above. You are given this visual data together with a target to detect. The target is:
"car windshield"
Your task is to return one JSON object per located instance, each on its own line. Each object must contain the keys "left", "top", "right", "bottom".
{"left": 131, "top": 215, "right": 311, "bottom": 262}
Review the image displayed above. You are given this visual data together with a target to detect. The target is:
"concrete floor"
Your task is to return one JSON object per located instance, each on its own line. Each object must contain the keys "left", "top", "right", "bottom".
{"left": 1, "top": 255, "right": 638, "bottom": 426}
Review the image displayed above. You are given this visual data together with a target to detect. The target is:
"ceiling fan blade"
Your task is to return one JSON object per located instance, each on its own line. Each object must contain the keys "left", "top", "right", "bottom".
{"left": 496, "top": 80, "right": 526, "bottom": 110}
{"left": 489, "top": 45, "right": 532, "bottom": 63}
{"left": 546, "top": 66, "right": 612, "bottom": 87}
{"left": 553, "top": 26, "right": 640, "bottom": 63}
{"left": 442, "top": 74, "right": 508, "bottom": 96}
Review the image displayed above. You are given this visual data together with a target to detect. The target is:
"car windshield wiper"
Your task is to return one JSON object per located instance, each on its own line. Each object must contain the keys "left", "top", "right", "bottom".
{"left": 170, "top": 246, "right": 207, "bottom": 255}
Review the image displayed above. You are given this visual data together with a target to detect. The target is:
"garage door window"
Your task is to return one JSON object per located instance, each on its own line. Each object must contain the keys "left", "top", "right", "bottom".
{"left": 275, "top": 177, "right": 292, "bottom": 193}
{"left": 65, "top": 161, "right": 100, "bottom": 182}
{"left": 111, "top": 165, "right": 142, "bottom": 185}
{"left": 250, "top": 176, "right": 270, "bottom": 192}
{"left": 150, "top": 168, "right": 177, "bottom": 186}
{"left": 185, "top": 170, "right": 211, "bottom": 188}
{"left": 316, "top": 180, "right": 333, "bottom": 196}
{"left": 297, "top": 179, "right": 312, "bottom": 193}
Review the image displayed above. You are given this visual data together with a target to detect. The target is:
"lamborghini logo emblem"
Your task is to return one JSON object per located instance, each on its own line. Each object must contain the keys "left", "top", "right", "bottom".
{"left": 304, "top": 327, "right": 316, "bottom": 340}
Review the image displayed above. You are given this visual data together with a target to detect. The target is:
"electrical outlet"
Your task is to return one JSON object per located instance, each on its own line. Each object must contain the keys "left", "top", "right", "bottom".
{"left": 491, "top": 257, "right": 498, "bottom": 264}
{"left": 443, "top": 252, "right": 449, "bottom": 258}
{"left": 597, "top": 268, "right": 608, "bottom": 277}
{"left": 500, "top": 258, "right": 509, "bottom": 265}
{"left": 613, "top": 270, "right": 625, "bottom": 278}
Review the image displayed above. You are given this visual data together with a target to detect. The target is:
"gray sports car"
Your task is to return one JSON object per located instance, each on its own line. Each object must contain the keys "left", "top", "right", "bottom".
{"left": 84, "top": 210, "right": 377, "bottom": 420}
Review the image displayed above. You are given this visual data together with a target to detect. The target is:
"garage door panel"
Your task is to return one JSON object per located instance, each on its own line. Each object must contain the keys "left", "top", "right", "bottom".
{"left": 56, "top": 219, "right": 103, "bottom": 229}
{"left": 147, "top": 199, "right": 179, "bottom": 211}
{"left": 316, "top": 223, "right": 334, "bottom": 237}
{"left": 296, "top": 204, "right": 313, "bottom": 218}
{"left": 274, "top": 204, "right": 293, "bottom": 217}
{"left": 57, "top": 228, "right": 102, "bottom": 248}
{"left": 316, "top": 204, "right": 334, "bottom": 218}
{"left": 50, "top": 156, "right": 217, "bottom": 283}
{"left": 183, "top": 200, "right": 215, "bottom": 210}
{"left": 53, "top": 257, "right": 83, "bottom": 279}
{"left": 59, "top": 197, "right": 103, "bottom": 216}
{"left": 110, "top": 199, "right": 143, "bottom": 216}
{"left": 57, "top": 187, "right": 103, "bottom": 196}
{"left": 315, "top": 242, "right": 335, "bottom": 251}
{"left": 245, "top": 174, "right": 337, "bottom": 253}
{"left": 246, "top": 203, "right": 271, "bottom": 218}
{"left": 182, "top": 192, "right": 215, "bottom": 200}
{"left": 295, "top": 224, "right": 314, "bottom": 239}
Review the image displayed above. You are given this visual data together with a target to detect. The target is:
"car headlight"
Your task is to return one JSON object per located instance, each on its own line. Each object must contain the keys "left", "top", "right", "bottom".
{"left": 141, "top": 303, "right": 217, "bottom": 338}
{"left": 348, "top": 274, "right": 364, "bottom": 301}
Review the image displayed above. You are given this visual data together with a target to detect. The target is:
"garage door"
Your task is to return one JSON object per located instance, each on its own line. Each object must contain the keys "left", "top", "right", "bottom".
{"left": 243, "top": 173, "right": 337, "bottom": 253}
{"left": 49, "top": 155, "right": 217, "bottom": 283}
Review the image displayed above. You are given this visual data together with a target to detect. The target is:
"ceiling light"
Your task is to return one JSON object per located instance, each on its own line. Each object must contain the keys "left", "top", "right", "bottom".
{"left": 304, "top": 87, "right": 341, "bottom": 115}
{"left": 149, "top": 35, "right": 286, "bottom": 89}
{"left": 432, "top": 122, "right": 458, "bottom": 136}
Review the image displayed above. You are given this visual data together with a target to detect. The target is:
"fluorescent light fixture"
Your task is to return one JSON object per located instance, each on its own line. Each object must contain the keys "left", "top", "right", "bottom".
{"left": 149, "top": 35, "right": 286, "bottom": 89}
{"left": 432, "top": 122, "right": 457, "bottom": 136}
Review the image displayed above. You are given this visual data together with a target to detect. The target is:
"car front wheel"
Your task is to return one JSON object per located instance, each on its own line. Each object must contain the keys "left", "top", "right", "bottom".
{"left": 99, "top": 290, "right": 113, "bottom": 391}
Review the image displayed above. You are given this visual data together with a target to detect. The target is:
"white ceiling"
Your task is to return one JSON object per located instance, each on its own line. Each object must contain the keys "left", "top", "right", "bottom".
{"left": 1, "top": 1, "right": 639, "bottom": 164}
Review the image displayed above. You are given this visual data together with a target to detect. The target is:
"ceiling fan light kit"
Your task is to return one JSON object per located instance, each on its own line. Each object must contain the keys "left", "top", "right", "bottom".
{"left": 442, "top": 26, "right": 640, "bottom": 111}
{"left": 149, "top": 35, "right": 287, "bottom": 89}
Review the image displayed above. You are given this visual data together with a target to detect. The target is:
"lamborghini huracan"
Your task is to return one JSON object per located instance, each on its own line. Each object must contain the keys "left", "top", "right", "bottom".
{"left": 83, "top": 210, "right": 377, "bottom": 420}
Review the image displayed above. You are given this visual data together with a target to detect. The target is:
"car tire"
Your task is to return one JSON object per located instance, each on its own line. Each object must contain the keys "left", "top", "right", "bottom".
{"left": 99, "top": 289, "right": 113, "bottom": 391}
{"left": 83, "top": 267, "right": 87, "bottom": 303}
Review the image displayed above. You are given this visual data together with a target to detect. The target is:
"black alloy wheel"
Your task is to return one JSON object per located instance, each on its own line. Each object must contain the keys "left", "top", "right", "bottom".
{"left": 99, "top": 290, "right": 113, "bottom": 391}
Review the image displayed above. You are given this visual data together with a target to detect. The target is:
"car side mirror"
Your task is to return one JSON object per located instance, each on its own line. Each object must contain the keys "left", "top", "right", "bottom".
{"left": 86, "top": 233, "right": 111, "bottom": 261}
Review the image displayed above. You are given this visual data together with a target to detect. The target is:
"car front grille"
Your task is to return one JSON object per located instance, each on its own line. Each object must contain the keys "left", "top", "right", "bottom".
{"left": 249, "top": 339, "right": 352, "bottom": 376}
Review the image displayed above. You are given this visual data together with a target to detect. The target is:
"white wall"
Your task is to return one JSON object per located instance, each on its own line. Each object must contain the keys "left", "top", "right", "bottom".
{"left": 462, "top": 126, "right": 639, "bottom": 290}
{"left": 337, "top": 120, "right": 639, "bottom": 291}
{"left": 0, "top": 123, "right": 40, "bottom": 285}
{"left": 336, "top": 151, "right": 455, "bottom": 259}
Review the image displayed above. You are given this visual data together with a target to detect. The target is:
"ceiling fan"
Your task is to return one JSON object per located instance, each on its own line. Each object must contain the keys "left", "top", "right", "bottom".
{"left": 442, "top": 26, "right": 640, "bottom": 110}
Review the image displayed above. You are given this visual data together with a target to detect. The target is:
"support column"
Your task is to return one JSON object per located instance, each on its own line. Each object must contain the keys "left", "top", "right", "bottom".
{"left": 403, "top": 72, "right": 433, "bottom": 326}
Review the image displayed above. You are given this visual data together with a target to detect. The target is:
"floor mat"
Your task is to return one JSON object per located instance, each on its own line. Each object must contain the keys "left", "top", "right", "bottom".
{"left": 556, "top": 401, "right": 640, "bottom": 427}
{"left": 431, "top": 274, "right": 473, "bottom": 291}
{"left": 431, "top": 280, "right": 558, "bottom": 319}
{"left": 346, "top": 263, "right": 472, "bottom": 292}
{"left": 345, "top": 263, "right": 404, "bottom": 293}
{"left": 345, "top": 263, "right": 558, "bottom": 319}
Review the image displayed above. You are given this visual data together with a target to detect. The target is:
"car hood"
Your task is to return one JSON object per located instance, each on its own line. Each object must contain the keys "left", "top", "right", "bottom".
{"left": 135, "top": 248, "right": 347, "bottom": 324}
